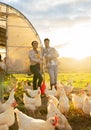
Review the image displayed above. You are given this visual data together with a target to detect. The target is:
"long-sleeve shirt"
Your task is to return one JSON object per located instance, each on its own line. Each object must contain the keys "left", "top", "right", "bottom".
{"left": 29, "top": 49, "right": 42, "bottom": 65}
{"left": 43, "top": 47, "right": 59, "bottom": 66}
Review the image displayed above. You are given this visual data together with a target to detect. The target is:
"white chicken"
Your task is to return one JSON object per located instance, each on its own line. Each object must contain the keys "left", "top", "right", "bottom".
{"left": 71, "top": 91, "right": 87, "bottom": 111}
{"left": 0, "top": 124, "right": 9, "bottom": 130}
{"left": 58, "top": 87, "right": 70, "bottom": 114}
{"left": 45, "top": 85, "right": 57, "bottom": 96}
{"left": 15, "top": 108, "right": 59, "bottom": 130}
{"left": 26, "top": 88, "right": 40, "bottom": 98}
{"left": 86, "top": 82, "right": 91, "bottom": 95}
{"left": 82, "top": 95, "right": 91, "bottom": 115}
{"left": 0, "top": 101, "right": 16, "bottom": 127}
{"left": 0, "top": 87, "right": 16, "bottom": 113}
{"left": 23, "top": 90, "right": 41, "bottom": 114}
{"left": 47, "top": 94, "right": 59, "bottom": 107}
{"left": 55, "top": 84, "right": 64, "bottom": 99}
{"left": 47, "top": 100, "right": 72, "bottom": 130}
{"left": 61, "top": 82, "right": 74, "bottom": 96}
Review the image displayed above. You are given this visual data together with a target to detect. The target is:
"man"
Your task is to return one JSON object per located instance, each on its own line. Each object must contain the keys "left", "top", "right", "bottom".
{"left": 43, "top": 38, "right": 59, "bottom": 89}
{"left": 29, "top": 41, "right": 43, "bottom": 90}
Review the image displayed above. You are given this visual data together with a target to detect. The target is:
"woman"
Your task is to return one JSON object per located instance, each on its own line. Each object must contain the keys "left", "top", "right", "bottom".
{"left": 29, "top": 41, "right": 43, "bottom": 90}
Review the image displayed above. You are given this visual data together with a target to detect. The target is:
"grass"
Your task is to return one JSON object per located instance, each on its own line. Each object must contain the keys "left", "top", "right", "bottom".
{"left": 58, "top": 72, "right": 91, "bottom": 89}
{"left": 3, "top": 72, "right": 91, "bottom": 91}
{"left": 7, "top": 72, "right": 91, "bottom": 89}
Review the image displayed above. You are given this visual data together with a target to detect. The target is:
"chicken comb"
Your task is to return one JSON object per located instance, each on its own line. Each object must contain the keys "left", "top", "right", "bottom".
{"left": 53, "top": 116, "right": 59, "bottom": 126}
{"left": 81, "top": 90, "right": 85, "bottom": 94}
{"left": 14, "top": 87, "right": 17, "bottom": 92}
{"left": 38, "top": 90, "right": 41, "bottom": 94}
{"left": 55, "top": 116, "right": 59, "bottom": 122}
{"left": 11, "top": 100, "right": 17, "bottom": 107}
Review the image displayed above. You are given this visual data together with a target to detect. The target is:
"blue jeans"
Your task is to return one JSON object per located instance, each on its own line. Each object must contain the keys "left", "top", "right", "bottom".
{"left": 48, "top": 65, "right": 58, "bottom": 89}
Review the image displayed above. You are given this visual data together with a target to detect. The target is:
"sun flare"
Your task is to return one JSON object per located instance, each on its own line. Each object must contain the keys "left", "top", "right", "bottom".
{"left": 54, "top": 22, "right": 91, "bottom": 60}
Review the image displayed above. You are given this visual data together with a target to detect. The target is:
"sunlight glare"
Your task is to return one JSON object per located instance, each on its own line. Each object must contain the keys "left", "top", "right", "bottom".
{"left": 55, "top": 22, "right": 91, "bottom": 59}
{"left": 40, "top": 22, "right": 91, "bottom": 59}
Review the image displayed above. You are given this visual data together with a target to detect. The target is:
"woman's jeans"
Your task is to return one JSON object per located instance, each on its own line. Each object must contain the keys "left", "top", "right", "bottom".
{"left": 30, "top": 63, "right": 43, "bottom": 90}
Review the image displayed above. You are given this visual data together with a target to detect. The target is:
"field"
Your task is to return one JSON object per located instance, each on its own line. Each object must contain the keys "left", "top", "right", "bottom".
{"left": 12, "top": 72, "right": 91, "bottom": 88}
{"left": 58, "top": 72, "right": 91, "bottom": 89}
{"left": 3, "top": 73, "right": 91, "bottom": 130}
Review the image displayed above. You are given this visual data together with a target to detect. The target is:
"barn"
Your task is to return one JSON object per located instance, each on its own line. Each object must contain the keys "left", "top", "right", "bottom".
{"left": 0, "top": 2, "right": 42, "bottom": 74}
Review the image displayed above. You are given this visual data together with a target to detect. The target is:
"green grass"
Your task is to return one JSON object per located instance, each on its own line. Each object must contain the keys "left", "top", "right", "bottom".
{"left": 57, "top": 72, "right": 91, "bottom": 89}
{"left": 9, "top": 72, "right": 91, "bottom": 90}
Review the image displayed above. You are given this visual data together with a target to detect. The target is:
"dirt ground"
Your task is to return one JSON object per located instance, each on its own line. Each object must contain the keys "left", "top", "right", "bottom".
{"left": 9, "top": 95, "right": 91, "bottom": 130}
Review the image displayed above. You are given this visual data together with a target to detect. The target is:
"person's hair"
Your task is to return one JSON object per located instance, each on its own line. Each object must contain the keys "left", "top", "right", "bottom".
{"left": 31, "top": 41, "right": 38, "bottom": 46}
{"left": 44, "top": 38, "right": 50, "bottom": 42}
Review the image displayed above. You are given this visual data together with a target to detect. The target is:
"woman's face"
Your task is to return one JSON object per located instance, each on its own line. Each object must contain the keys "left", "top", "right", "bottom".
{"left": 32, "top": 42, "right": 38, "bottom": 49}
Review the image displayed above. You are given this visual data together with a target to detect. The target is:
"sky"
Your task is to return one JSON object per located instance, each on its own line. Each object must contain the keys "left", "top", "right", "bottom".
{"left": 0, "top": 0, "right": 91, "bottom": 59}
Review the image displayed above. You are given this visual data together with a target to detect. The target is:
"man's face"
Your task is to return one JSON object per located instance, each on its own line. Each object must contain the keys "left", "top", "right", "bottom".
{"left": 44, "top": 40, "right": 50, "bottom": 48}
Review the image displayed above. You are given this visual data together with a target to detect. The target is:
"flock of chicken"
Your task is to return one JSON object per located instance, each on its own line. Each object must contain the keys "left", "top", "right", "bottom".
{"left": 0, "top": 78, "right": 91, "bottom": 130}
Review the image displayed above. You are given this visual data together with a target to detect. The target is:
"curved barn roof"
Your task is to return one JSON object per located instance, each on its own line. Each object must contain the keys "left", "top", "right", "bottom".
{"left": 0, "top": 2, "right": 42, "bottom": 74}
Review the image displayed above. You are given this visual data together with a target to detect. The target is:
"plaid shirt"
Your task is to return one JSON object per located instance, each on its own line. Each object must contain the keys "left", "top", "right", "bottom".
{"left": 43, "top": 47, "right": 59, "bottom": 66}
